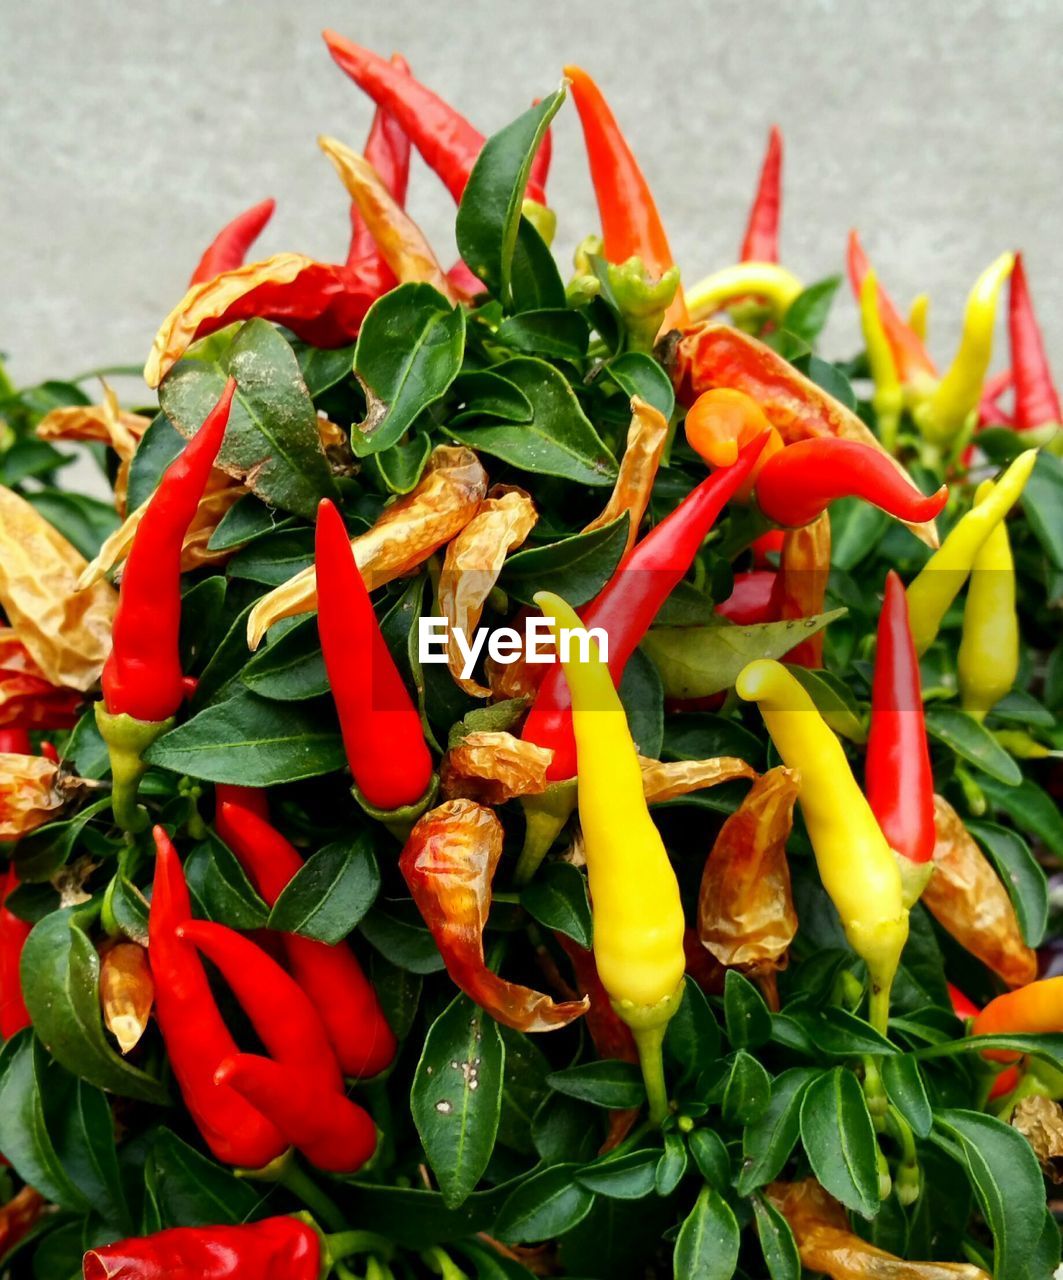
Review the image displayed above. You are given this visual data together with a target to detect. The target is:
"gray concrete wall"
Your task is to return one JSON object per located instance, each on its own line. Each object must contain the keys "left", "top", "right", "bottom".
{"left": 3, "top": 0, "right": 1062, "bottom": 395}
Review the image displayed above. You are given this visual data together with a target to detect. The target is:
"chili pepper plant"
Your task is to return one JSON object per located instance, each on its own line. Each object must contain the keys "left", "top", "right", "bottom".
{"left": 1, "top": 33, "right": 1062, "bottom": 1280}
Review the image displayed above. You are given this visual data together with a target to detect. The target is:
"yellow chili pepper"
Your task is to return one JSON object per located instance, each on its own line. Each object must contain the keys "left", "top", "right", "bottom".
{"left": 907, "top": 291, "right": 930, "bottom": 343}
{"left": 736, "top": 659, "right": 908, "bottom": 1034}
{"left": 685, "top": 262, "right": 804, "bottom": 323}
{"left": 957, "top": 480, "right": 1019, "bottom": 721}
{"left": 535, "top": 590, "right": 685, "bottom": 1124}
{"left": 857, "top": 270, "right": 903, "bottom": 453}
{"left": 913, "top": 253, "right": 1013, "bottom": 446}
{"left": 905, "top": 448, "right": 1037, "bottom": 655}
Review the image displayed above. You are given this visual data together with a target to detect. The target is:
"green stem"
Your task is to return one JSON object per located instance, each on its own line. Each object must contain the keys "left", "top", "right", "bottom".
{"left": 422, "top": 1246, "right": 469, "bottom": 1279}
{"left": 885, "top": 1106, "right": 921, "bottom": 1206}
{"left": 327, "top": 1230, "right": 394, "bottom": 1261}
{"left": 862, "top": 1055, "right": 889, "bottom": 1128}
{"left": 632, "top": 1024, "right": 670, "bottom": 1127}
{"left": 279, "top": 1162, "right": 346, "bottom": 1233}
{"left": 867, "top": 973, "right": 893, "bottom": 1039}
{"left": 514, "top": 782, "right": 577, "bottom": 885}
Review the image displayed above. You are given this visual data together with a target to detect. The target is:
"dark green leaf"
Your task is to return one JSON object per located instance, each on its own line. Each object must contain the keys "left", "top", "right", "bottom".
{"left": 146, "top": 1128, "right": 259, "bottom": 1227}
{"left": 924, "top": 704, "right": 1022, "bottom": 786}
{"left": 831, "top": 499, "right": 891, "bottom": 571}
{"left": 619, "top": 647, "right": 664, "bottom": 759}
{"left": 495, "top": 1026, "right": 549, "bottom": 1156}
{"left": 14, "top": 798, "right": 112, "bottom": 882}
{"left": 792, "top": 1007, "right": 896, "bottom": 1058}
{"left": 207, "top": 493, "right": 284, "bottom": 553}
{"left": 240, "top": 617, "right": 327, "bottom": 701}
{"left": 547, "top": 1060, "right": 645, "bottom": 1109}
{"left": 656, "top": 1131, "right": 689, "bottom": 1196}
{"left": 967, "top": 820, "right": 1048, "bottom": 946}
{"left": 494, "top": 1163, "right": 595, "bottom": 1244}
{"left": 226, "top": 529, "right": 314, "bottom": 585}
{"left": 501, "top": 515, "right": 628, "bottom": 607}
{"left": 881, "top": 1054, "right": 933, "bottom": 1138}
{"left": 450, "top": 369, "right": 533, "bottom": 425}
{"left": 20, "top": 909, "right": 168, "bottom": 1103}
{"left": 367, "top": 431, "right": 433, "bottom": 494}
{"left": 359, "top": 904, "right": 445, "bottom": 974}
{"left": 24, "top": 491, "right": 119, "bottom": 559}
{"left": 721, "top": 1050, "right": 772, "bottom": 1126}
{"left": 752, "top": 1194, "right": 801, "bottom": 1280}
{"left": 577, "top": 1148, "right": 659, "bottom": 1199}
{"left": 126, "top": 412, "right": 185, "bottom": 510}
{"left": 497, "top": 310, "right": 590, "bottom": 359}
{"left": 605, "top": 352, "right": 676, "bottom": 419}
{"left": 1021, "top": 450, "right": 1063, "bottom": 569}
{"left": 352, "top": 284, "right": 465, "bottom": 455}
{"left": 520, "top": 861, "right": 592, "bottom": 948}
{"left": 411, "top": 995, "right": 505, "bottom": 1208}
{"left": 268, "top": 834, "right": 380, "bottom": 942}
{"left": 509, "top": 216, "right": 567, "bottom": 311}
{"left": 785, "top": 665, "right": 867, "bottom": 743}
{"left": 724, "top": 970, "right": 773, "bottom": 1049}
{"left": 688, "top": 1128, "right": 730, "bottom": 1189}
{"left": 295, "top": 341, "right": 357, "bottom": 397}
{"left": 185, "top": 834, "right": 268, "bottom": 929}
{"left": 979, "top": 775, "right": 1063, "bottom": 857}
{"left": 782, "top": 276, "right": 841, "bottom": 344}
{"left": 665, "top": 978, "right": 721, "bottom": 1096}
{"left": 799, "top": 1067, "right": 880, "bottom": 1217}
{"left": 673, "top": 1185, "right": 740, "bottom": 1280}
{"left": 145, "top": 688, "right": 344, "bottom": 784}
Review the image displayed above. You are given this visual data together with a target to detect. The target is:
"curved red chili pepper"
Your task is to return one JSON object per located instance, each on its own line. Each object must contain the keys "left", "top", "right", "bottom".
{"left": 0, "top": 730, "right": 31, "bottom": 754}
{"left": 347, "top": 53, "right": 412, "bottom": 283}
{"left": 215, "top": 1054, "right": 377, "bottom": 1174}
{"left": 215, "top": 795, "right": 396, "bottom": 1078}
{"left": 189, "top": 199, "right": 276, "bottom": 287}
{"left": 323, "top": 33, "right": 545, "bottom": 207}
{"left": 102, "top": 380, "right": 236, "bottom": 723}
{"left": 750, "top": 529, "right": 785, "bottom": 567}
{"left": 740, "top": 125, "right": 783, "bottom": 263}
{"left": 175, "top": 920, "right": 343, "bottom": 1094}
{"left": 315, "top": 499, "right": 434, "bottom": 810}
{"left": 564, "top": 65, "right": 687, "bottom": 329}
{"left": 715, "top": 570, "right": 778, "bottom": 626}
{"left": 847, "top": 230, "right": 937, "bottom": 384}
{"left": 866, "top": 571, "right": 935, "bottom": 866}
{"left": 1009, "top": 253, "right": 1061, "bottom": 429}
{"left": 523, "top": 434, "right": 768, "bottom": 780}
{"left": 83, "top": 1216, "right": 321, "bottom": 1280}
{"left": 148, "top": 826, "right": 286, "bottom": 1168}
{"left": 0, "top": 864, "right": 31, "bottom": 1040}
{"left": 754, "top": 439, "right": 947, "bottom": 529}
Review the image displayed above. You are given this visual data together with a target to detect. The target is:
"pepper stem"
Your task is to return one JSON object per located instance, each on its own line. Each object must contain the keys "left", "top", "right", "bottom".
{"left": 885, "top": 1106, "right": 921, "bottom": 1206}
{"left": 94, "top": 704, "right": 174, "bottom": 834}
{"left": 276, "top": 1161, "right": 347, "bottom": 1233}
{"left": 632, "top": 1022, "right": 671, "bottom": 1127}
{"left": 352, "top": 774, "right": 439, "bottom": 843}
{"left": 514, "top": 781, "right": 577, "bottom": 885}
{"left": 866, "top": 965, "right": 894, "bottom": 1039}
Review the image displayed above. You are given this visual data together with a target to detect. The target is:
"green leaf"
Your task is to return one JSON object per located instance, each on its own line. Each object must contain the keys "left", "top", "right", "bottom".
{"left": 752, "top": 1194, "right": 801, "bottom": 1280}
{"left": 933, "top": 1109, "right": 1046, "bottom": 1280}
{"left": 359, "top": 904, "right": 445, "bottom": 974}
{"left": 1021, "top": 450, "right": 1063, "bottom": 569}
{"left": 799, "top": 1067, "right": 881, "bottom": 1217}
{"left": 24, "top": 491, "right": 119, "bottom": 559}
{"left": 456, "top": 92, "right": 565, "bottom": 304}
{"left": 673, "top": 1185, "right": 740, "bottom": 1280}
{"left": 14, "top": 797, "right": 113, "bottom": 882}
{"left": 642, "top": 609, "right": 845, "bottom": 699}
{"left": 782, "top": 276, "right": 842, "bottom": 344}
{"left": 192, "top": 603, "right": 257, "bottom": 709}
{"left": 620, "top": 647, "right": 665, "bottom": 759}
{"left": 967, "top": 820, "right": 1048, "bottom": 947}
{"left": 240, "top": 617, "right": 327, "bottom": 701}
{"left": 831, "top": 498, "right": 891, "bottom": 571}
{"left": 45, "top": 1073, "right": 129, "bottom": 1229}
{"left": 792, "top": 1007, "right": 896, "bottom": 1058}
{"left": 501, "top": 515, "right": 628, "bottom": 607}
{"left": 665, "top": 977, "right": 721, "bottom": 1097}
{"left": 547, "top": 1060, "right": 645, "bottom": 1109}
{"left": 723, "top": 970, "right": 773, "bottom": 1049}
{"left": 127, "top": 412, "right": 185, "bottom": 510}
{"left": 496, "top": 310, "right": 590, "bottom": 360}
{"left": 20, "top": 909, "right": 168, "bottom": 1104}
{"left": 785, "top": 665, "right": 867, "bottom": 743}
{"left": 367, "top": 432, "right": 433, "bottom": 494}
{"left": 495, "top": 1026, "right": 549, "bottom": 1156}
{"left": 207, "top": 493, "right": 285, "bottom": 552}
{"left": 916, "top": 1032, "right": 1063, "bottom": 1071}
{"left": 978, "top": 775, "right": 1063, "bottom": 857}
{"left": 688, "top": 1129, "right": 730, "bottom": 1189}
{"left": 146, "top": 1128, "right": 259, "bottom": 1227}
{"left": 160, "top": 319, "right": 338, "bottom": 518}
{"left": 145, "top": 688, "right": 344, "bottom": 784}
{"left": 351, "top": 284, "right": 466, "bottom": 456}
{"left": 0, "top": 1033, "right": 91, "bottom": 1212}
{"left": 881, "top": 1054, "right": 933, "bottom": 1138}
{"left": 494, "top": 1163, "right": 595, "bottom": 1244}
{"left": 450, "top": 369, "right": 533, "bottom": 425}
{"left": 604, "top": 352, "right": 675, "bottom": 419}
{"left": 924, "top": 704, "right": 1021, "bottom": 786}
{"left": 577, "top": 1148, "right": 660, "bottom": 1199}
{"left": 268, "top": 834, "right": 380, "bottom": 943}
{"left": 797, "top": 353, "right": 857, "bottom": 410}
{"left": 226, "top": 529, "right": 314, "bottom": 585}
{"left": 656, "top": 1131, "right": 689, "bottom": 1196}
{"left": 520, "top": 861, "right": 592, "bottom": 948}
{"left": 450, "top": 357, "right": 617, "bottom": 486}
{"left": 411, "top": 995, "right": 505, "bottom": 1209}
{"left": 721, "top": 1049, "right": 772, "bottom": 1125}
{"left": 185, "top": 833, "right": 268, "bottom": 929}
{"left": 294, "top": 341, "right": 357, "bottom": 397}
{"left": 989, "top": 688, "right": 1055, "bottom": 730}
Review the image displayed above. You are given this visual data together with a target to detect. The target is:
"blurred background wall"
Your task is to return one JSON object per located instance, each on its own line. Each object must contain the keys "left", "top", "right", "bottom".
{"left": 3, "top": 0, "right": 1061, "bottom": 394}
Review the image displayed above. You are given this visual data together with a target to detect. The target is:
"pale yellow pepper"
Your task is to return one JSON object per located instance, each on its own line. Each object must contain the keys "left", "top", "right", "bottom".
{"left": 858, "top": 269, "right": 904, "bottom": 453}
{"left": 905, "top": 448, "right": 1037, "bottom": 655}
{"left": 685, "top": 261, "right": 804, "bottom": 324}
{"left": 736, "top": 659, "right": 908, "bottom": 1034}
{"left": 535, "top": 590, "right": 685, "bottom": 1123}
{"left": 957, "top": 480, "right": 1019, "bottom": 721}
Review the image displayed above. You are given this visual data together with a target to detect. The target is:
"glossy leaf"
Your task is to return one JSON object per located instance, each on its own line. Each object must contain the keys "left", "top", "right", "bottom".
{"left": 546, "top": 1060, "right": 645, "bottom": 1109}
{"left": 501, "top": 514, "right": 629, "bottom": 606}
{"left": 752, "top": 1193, "right": 801, "bottom": 1280}
{"left": 494, "top": 1163, "right": 595, "bottom": 1244}
{"left": 723, "top": 969, "right": 773, "bottom": 1049}
{"left": 520, "top": 861, "right": 592, "bottom": 949}
{"left": 799, "top": 1067, "right": 880, "bottom": 1218}
{"left": 268, "top": 834, "right": 380, "bottom": 943}
{"left": 924, "top": 704, "right": 1022, "bottom": 786}
{"left": 968, "top": 819, "right": 1049, "bottom": 947}
{"left": 673, "top": 1185, "right": 740, "bottom": 1280}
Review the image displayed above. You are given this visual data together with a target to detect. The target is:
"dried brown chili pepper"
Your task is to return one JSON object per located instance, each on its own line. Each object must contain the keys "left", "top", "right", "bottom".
{"left": 0, "top": 753, "right": 63, "bottom": 841}
{"left": 581, "top": 397, "right": 669, "bottom": 556}
{"left": 0, "top": 629, "right": 83, "bottom": 730}
{"left": 99, "top": 941, "right": 155, "bottom": 1055}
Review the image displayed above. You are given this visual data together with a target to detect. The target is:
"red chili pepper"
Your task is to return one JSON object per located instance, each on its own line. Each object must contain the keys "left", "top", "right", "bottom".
{"left": 846, "top": 230, "right": 937, "bottom": 384}
{"left": 315, "top": 499, "right": 434, "bottom": 811}
{"left": 215, "top": 1054, "right": 377, "bottom": 1174}
{"left": 866, "top": 572, "right": 935, "bottom": 868}
{"left": 715, "top": 570, "right": 778, "bottom": 625}
{"left": 947, "top": 983, "right": 980, "bottom": 1021}
{"left": 0, "top": 864, "right": 30, "bottom": 1040}
{"left": 564, "top": 65, "right": 687, "bottom": 331}
{"left": 753, "top": 439, "right": 947, "bottom": 529}
{"left": 0, "top": 730, "right": 31, "bottom": 754}
{"left": 751, "top": 529, "right": 785, "bottom": 567}
{"left": 978, "top": 369, "right": 1013, "bottom": 428}
{"left": 347, "top": 54, "right": 412, "bottom": 287}
{"left": 189, "top": 199, "right": 276, "bottom": 287}
{"left": 740, "top": 126, "right": 783, "bottom": 263}
{"left": 148, "top": 826, "right": 286, "bottom": 1168}
{"left": 175, "top": 920, "right": 343, "bottom": 1094}
{"left": 214, "top": 794, "right": 396, "bottom": 1077}
{"left": 102, "top": 380, "right": 236, "bottom": 723}
{"left": 83, "top": 1216, "right": 321, "bottom": 1280}
{"left": 523, "top": 435, "right": 768, "bottom": 780}
{"left": 1009, "top": 252, "right": 1061, "bottom": 429}
{"left": 323, "top": 33, "right": 546, "bottom": 207}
